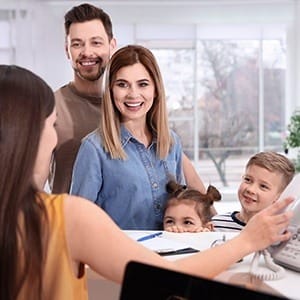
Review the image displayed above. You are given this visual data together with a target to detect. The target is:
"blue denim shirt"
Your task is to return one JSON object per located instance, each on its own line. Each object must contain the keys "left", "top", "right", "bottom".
{"left": 70, "top": 126, "right": 184, "bottom": 230}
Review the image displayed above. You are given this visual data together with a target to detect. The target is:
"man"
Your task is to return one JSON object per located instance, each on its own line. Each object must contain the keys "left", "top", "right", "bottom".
{"left": 50, "top": 3, "right": 210, "bottom": 212}
{"left": 50, "top": 3, "right": 116, "bottom": 193}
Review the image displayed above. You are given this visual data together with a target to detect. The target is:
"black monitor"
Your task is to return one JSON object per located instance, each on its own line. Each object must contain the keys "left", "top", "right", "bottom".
{"left": 120, "top": 261, "right": 288, "bottom": 300}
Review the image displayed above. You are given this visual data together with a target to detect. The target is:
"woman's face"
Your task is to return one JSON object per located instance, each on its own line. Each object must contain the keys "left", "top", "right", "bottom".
{"left": 33, "top": 108, "right": 57, "bottom": 189}
{"left": 112, "top": 62, "right": 155, "bottom": 123}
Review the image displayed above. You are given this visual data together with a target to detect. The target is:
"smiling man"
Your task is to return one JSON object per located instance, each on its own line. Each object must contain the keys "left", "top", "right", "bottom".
{"left": 50, "top": 4, "right": 116, "bottom": 193}
{"left": 50, "top": 3, "right": 210, "bottom": 207}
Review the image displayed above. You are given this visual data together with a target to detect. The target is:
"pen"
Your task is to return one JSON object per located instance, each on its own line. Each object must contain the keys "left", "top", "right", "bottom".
{"left": 137, "top": 232, "right": 163, "bottom": 242}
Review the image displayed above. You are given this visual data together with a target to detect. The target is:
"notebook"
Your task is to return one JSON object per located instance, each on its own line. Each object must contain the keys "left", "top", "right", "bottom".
{"left": 126, "top": 231, "right": 199, "bottom": 256}
{"left": 119, "top": 261, "right": 287, "bottom": 300}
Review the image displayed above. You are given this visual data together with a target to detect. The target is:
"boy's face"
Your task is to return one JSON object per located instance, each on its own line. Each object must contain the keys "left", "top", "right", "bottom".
{"left": 238, "top": 164, "right": 283, "bottom": 216}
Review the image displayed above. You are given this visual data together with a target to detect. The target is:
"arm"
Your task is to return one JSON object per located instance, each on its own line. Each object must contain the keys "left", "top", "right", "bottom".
{"left": 182, "top": 153, "right": 206, "bottom": 193}
{"left": 182, "top": 154, "right": 217, "bottom": 215}
{"left": 65, "top": 195, "right": 293, "bottom": 283}
{"left": 70, "top": 138, "right": 102, "bottom": 203}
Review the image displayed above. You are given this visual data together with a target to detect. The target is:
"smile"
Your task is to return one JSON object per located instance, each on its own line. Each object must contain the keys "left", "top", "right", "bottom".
{"left": 125, "top": 102, "right": 143, "bottom": 107}
{"left": 79, "top": 60, "right": 99, "bottom": 67}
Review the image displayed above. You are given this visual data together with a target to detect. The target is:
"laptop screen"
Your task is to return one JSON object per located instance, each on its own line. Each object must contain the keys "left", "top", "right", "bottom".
{"left": 120, "top": 261, "right": 287, "bottom": 300}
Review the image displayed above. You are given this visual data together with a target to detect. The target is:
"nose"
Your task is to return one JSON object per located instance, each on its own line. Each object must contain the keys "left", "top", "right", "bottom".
{"left": 245, "top": 184, "right": 256, "bottom": 195}
{"left": 127, "top": 85, "right": 139, "bottom": 98}
{"left": 81, "top": 44, "right": 93, "bottom": 56}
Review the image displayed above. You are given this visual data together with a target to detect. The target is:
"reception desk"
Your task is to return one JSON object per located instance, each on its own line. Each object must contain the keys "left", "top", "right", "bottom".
{"left": 87, "top": 231, "right": 300, "bottom": 300}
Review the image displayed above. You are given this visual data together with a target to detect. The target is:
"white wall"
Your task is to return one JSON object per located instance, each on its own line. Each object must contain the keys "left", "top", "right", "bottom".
{"left": 0, "top": 0, "right": 298, "bottom": 107}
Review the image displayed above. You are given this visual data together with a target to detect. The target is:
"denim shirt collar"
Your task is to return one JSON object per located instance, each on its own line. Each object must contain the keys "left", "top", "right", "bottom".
{"left": 120, "top": 125, "right": 157, "bottom": 148}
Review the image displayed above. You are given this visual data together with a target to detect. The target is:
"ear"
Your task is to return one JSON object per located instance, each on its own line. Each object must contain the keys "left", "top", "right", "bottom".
{"left": 110, "top": 38, "right": 117, "bottom": 56}
{"left": 65, "top": 42, "right": 70, "bottom": 59}
{"left": 205, "top": 222, "right": 214, "bottom": 232}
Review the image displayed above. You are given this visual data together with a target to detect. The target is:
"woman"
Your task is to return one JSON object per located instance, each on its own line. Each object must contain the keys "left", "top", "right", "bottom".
{"left": 0, "top": 64, "right": 293, "bottom": 300}
{"left": 70, "top": 45, "right": 197, "bottom": 229}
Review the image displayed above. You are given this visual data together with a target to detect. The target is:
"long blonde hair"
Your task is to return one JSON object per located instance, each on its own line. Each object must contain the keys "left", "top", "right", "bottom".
{"left": 100, "top": 45, "right": 172, "bottom": 159}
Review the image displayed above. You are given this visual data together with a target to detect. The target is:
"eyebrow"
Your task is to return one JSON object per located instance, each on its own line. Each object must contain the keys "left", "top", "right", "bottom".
{"left": 114, "top": 78, "right": 151, "bottom": 83}
{"left": 163, "top": 216, "right": 175, "bottom": 220}
{"left": 70, "top": 36, "right": 105, "bottom": 42}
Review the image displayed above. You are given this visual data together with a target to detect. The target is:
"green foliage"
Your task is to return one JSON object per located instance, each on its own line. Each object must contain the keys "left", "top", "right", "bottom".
{"left": 284, "top": 111, "right": 300, "bottom": 173}
{"left": 294, "top": 152, "right": 300, "bottom": 173}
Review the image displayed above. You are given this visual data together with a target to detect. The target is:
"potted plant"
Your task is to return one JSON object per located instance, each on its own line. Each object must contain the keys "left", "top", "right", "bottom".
{"left": 284, "top": 110, "right": 300, "bottom": 172}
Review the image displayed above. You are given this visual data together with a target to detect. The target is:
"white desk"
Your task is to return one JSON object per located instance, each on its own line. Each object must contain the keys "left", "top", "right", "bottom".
{"left": 87, "top": 231, "right": 300, "bottom": 300}
{"left": 160, "top": 231, "right": 299, "bottom": 300}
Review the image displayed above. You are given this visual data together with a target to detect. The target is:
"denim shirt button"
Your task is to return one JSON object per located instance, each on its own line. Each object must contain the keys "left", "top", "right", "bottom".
{"left": 155, "top": 203, "right": 161, "bottom": 210}
{"left": 152, "top": 182, "right": 158, "bottom": 188}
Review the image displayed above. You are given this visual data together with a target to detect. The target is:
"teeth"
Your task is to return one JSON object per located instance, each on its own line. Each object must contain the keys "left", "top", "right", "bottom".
{"left": 126, "top": 102, "right": 141, "bottom": 107}
{"left": 81, "top": 61, "right": 96, "bottom": 66}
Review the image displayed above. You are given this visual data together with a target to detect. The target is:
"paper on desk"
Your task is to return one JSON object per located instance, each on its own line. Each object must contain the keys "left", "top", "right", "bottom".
{"left": 126, "top": 231, "right": 197, "bottom": 253}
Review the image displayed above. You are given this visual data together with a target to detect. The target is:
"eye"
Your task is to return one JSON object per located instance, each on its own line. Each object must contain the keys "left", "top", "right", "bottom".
{"left": 92, "top": 40, "right": 103, "bottom": 47}
{"left": 164, "top": 218, "right": 174, "bottom": 225}
{"left": 139, "top": 81, "right": 149, "bottom": 87}
{"left": 184, "top": 220, "right": 194, "bottom": 225}
{"left": 243, "top": 176, "right": 251, "bottom": 183}
{"left": 260, "top": 183, "right": 270, "bottom": 191}
{"left": 71, "top": 41, "right": 82, "bottom": 48}
{"left": 115, "top": 81, "right": 128, "bottom": 88}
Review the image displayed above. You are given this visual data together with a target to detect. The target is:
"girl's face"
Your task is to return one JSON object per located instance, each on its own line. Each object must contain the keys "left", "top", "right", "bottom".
{"left": 163, "top": 202, "right": 204, "bottom": 232}
{"left": 238, "top": 164, "right": 283, "bottom": 217}
{"left": 33, "top": 108, "right": 57, "bottom": 189}
{"left": 112, "top": 62, "right": 155, "bottom": 124}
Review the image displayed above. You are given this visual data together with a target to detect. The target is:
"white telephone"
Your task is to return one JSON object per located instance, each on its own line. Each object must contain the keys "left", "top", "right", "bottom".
{"left": 268, "top": 173, "right": 300, "bottom": 272}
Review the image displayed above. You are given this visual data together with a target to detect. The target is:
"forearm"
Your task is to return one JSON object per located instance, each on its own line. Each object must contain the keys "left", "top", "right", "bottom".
{"left": 174, "top": 234, "right": 251, "bottom": 278}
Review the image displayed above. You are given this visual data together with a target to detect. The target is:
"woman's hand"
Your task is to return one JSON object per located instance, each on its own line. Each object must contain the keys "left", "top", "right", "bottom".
{"left": 239, "top": 197, "right": 294, "bottom": 253}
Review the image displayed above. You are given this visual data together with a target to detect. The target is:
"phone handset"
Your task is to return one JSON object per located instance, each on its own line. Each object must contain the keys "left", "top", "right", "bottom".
{"left": 268, "top": 173, "right": 300, "bottom": 273}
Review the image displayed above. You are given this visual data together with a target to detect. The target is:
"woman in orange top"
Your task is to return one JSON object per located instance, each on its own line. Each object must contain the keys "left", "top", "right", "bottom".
{"left": 0, "top": 63, "right": 293, "bottom": 300}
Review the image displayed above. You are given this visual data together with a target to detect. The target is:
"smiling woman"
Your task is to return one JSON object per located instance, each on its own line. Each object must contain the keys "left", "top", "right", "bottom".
{"left": 112, "top": 63, "right": 155, "bottom": 132}
{"left": 70, "top": 45, "right": 184, "bottom": 230}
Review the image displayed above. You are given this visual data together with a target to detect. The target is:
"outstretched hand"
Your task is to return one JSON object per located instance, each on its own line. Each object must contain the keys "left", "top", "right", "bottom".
{"left": 239, "top": 197, "right": 294, "bottom": 252}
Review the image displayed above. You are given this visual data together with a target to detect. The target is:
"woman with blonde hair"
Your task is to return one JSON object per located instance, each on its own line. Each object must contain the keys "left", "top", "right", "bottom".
{"left": 71, "top": 45, "right": 186, "bottom": 230}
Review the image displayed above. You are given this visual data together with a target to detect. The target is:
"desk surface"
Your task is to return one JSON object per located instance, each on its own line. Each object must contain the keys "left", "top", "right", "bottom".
{"left": 125, "top": 230, "right": 300, "bottom": 300}
{"left": 87, "top": 231, "right": 300, "bottom": 300}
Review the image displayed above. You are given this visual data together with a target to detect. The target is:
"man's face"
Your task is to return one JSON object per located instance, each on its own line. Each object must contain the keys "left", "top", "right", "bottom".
{"left": 66, "top": 19, "right": 116, "bottom": 81}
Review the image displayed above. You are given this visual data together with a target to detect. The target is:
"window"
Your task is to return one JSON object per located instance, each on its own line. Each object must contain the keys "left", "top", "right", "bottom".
{"left": 139, "top": 24, "right": 287, "bottom": 190}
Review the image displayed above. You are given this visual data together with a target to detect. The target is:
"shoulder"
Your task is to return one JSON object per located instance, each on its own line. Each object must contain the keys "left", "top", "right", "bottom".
{"left": 80, "top": 129, "right": 103, "bottom": 148}
{"left": 54, "top": 84, "right": 72, "bottom": 110}
{"left": 54, "top": 84, "right": 70, "bottom": 98}
{"left": 212, "top": 211, "right": 233, "bottom": 220}
{"left": 39, "top": 193, "right": 66, "bottom": 227}
{"left": 169, "top": 129, "right": 182, "bottom": 145}
{"left": 212, "top": 211, "right": 244, "bottom": 231}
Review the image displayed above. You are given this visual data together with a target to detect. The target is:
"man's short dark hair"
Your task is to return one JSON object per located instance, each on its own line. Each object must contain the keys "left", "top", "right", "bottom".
{"left": 64, "top": 3, "right": 113, "bottom": 40}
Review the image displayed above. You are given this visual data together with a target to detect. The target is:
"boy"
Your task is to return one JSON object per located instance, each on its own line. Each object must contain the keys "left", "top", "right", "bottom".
{"left": 212, "top": 151, "right": 295, "bottom": 231}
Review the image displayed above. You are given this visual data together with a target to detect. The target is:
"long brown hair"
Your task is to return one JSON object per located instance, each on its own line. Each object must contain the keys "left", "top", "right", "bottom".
{"left": 100, "top": 45, "right": 172, "bottom": 159}
{"left": 0, "top": 65, "right": 54, "bottom": 299}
